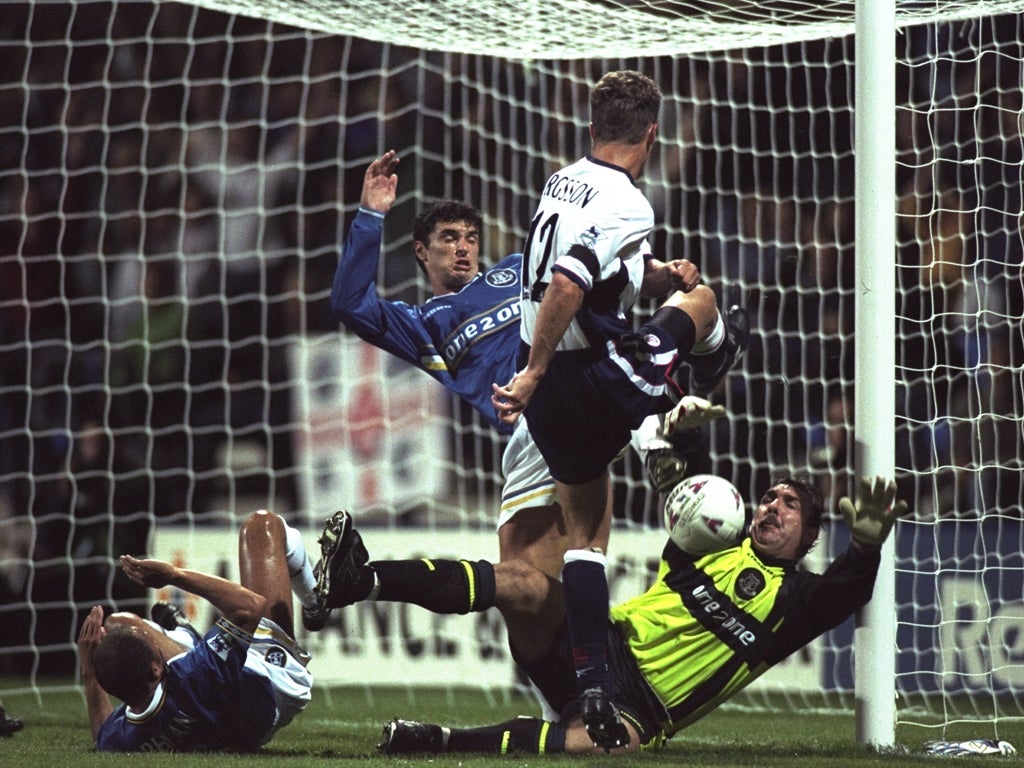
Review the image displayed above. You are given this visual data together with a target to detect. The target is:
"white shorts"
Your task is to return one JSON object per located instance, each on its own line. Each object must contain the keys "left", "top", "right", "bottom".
{"left": 498, "top": 416, "right": 559, "bottom": 529}
{"left": 242, "top": 617, "right": 314, "bottom": 743}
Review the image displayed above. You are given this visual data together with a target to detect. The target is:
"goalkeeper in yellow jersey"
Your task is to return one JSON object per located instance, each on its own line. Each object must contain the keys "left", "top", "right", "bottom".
{"left": 313, "top": 474, "right": 908, "bottom": 755}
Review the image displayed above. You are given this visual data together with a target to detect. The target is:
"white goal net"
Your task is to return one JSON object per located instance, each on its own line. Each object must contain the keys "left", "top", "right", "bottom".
{"left": 1, "top": 0, "right": 1022, "bottom": 745}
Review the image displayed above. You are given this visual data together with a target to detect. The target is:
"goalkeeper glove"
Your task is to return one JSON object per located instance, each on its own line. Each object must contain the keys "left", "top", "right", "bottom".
{"left": 838, "top": 476, "right": 910, "bottom": 547}
{"left": 925, "top": 740, "right": 1016, "bottom": 757}
{"left": 644, "top": 445, "right": 688, "bottom": 496}
{"left": 663, "top": 395, "right": 726, "bottom": 437}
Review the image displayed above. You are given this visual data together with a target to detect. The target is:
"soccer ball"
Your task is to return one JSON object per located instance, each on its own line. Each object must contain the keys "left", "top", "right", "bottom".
{"left": 664, "top": 474, "right": 746, "bottom": 556}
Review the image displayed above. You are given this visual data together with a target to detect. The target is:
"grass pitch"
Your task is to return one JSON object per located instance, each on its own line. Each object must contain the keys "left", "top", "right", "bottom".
{"left": 1, "top": 682, "right": 1021, "bottom": 768}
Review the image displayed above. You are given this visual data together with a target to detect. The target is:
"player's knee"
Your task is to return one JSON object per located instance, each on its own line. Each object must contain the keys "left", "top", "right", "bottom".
{"left": 666, "top": 284, "right": 717, "bottom": 333}
{"left": 240, "top": 508, "right": 285, "bottom": 543}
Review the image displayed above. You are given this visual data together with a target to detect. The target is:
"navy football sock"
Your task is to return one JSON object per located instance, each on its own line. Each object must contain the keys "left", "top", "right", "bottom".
{"left": 562, "top": 551, "right": 612, "bottom": 694}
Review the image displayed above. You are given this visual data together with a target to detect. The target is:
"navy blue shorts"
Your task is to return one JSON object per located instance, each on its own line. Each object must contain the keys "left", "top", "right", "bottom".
{"left": 522, "top": 321, "right": 686, "bottom": 484}
{"left": 515, "top": 620, "right": 669, "bottom": 749}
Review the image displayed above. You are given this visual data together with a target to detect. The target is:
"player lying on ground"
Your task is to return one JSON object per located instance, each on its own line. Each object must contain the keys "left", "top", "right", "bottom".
{"left": 77, "top": 509, "right": 320, "bottom": 752}
{"left": 314, "top": 475, "right": 908, "bottom": 755}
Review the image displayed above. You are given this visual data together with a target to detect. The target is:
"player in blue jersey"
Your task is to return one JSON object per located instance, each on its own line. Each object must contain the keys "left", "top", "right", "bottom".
{"left": 314, "top": 475, "right": 908, "bottom": 755}
{"left": 77, "top": 509, "right": 318, "bottom": 752}
{"left": 491, "top": 70, "right": 749, "bottom": 749}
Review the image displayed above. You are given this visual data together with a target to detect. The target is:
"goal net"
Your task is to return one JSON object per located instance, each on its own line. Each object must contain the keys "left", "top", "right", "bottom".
{"left": 1, "top": 0, "right": 1022, "bottom": 745}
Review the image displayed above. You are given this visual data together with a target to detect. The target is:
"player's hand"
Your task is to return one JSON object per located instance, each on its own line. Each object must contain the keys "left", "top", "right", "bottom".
{"left": 664, "top": 259, "right": 700, "bottom": 292}
{"left": 77, "top": 605, "right": 107, "bottom": 665}
{"left": 360, "top": 150, "right": 400, "bottom": 214}
{"left": 491, "top": 370, "right": 539, "bottom": 426}
{"left": 838, "top": 476, "right": 910, "bottom": 547}
{"left": 662, "top": 395, "right": 726, "bottom": 437}
{"left": 119, "top": 554, "right": 178, "bottom": 588}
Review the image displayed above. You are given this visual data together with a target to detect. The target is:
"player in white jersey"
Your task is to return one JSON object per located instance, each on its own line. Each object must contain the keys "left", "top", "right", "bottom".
{"left": 492, "top": 70, "right": 748, "bottom": 750}
{"left": 329, "top": 153, "right": 724, "bottom": 722}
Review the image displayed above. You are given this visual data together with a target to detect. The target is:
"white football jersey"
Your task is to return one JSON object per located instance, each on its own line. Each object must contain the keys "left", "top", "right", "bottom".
{"left": 519, "top": 155, "right": 653, "bottom": 351}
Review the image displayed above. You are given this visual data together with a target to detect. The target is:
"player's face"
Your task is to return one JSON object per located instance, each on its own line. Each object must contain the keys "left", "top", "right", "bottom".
{"left": 416, "top": 220, "right": 480, "bottom": 296}
{"left": 748, "top": 483, "right": 817, "bottom": 561}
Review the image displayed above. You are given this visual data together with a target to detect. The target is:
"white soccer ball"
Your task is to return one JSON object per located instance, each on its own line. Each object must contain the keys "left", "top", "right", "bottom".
{"left": 664, "top": 474, "right": 746, "bottom": 556}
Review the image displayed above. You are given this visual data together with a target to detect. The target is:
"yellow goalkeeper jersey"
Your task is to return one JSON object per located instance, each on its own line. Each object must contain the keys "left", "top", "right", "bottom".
{"left": 609, "top": 537, "right": 879, "bottom": 735}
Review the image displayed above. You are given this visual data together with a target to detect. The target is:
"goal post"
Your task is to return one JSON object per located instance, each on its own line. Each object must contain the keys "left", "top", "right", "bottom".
{"left": 2, "top": 0, "right": 1024, "bottom": 749}
{"left": 854, "top": 0, "right": 897, "bottom": 748}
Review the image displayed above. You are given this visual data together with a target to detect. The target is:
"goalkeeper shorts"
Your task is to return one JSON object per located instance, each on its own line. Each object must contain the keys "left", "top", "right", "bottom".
{"left": 515, "top": 620, "right": 669, "bottom": 750}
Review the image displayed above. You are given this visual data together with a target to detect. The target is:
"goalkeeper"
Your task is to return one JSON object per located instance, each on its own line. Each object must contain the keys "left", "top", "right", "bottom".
{"left": 313, "top": 475, "right": 908, "bottom": 755}
{"left": 76, "top": 509, "right": 317, "bottom": 752}
{"left": 329, "top": 151, "right": 725, "bottom": 594}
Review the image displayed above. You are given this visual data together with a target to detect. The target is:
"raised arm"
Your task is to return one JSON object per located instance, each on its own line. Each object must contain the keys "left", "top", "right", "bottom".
{"left": 360, "top": 149, "right": 399, "bottom": 213}
{"left": 119, "top": 555, "right": 266, "bottom": 632}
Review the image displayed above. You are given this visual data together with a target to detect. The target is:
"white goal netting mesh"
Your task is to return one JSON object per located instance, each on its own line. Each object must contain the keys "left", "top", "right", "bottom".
{"left": 1, "top": 0, "right": 1022, "bottom": 742}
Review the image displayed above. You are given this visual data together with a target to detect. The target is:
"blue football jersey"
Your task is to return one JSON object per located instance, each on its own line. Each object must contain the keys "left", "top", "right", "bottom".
{"left": 95, "top": 620, "right": 277, "bottom": 752}
{"left": 331, "top": 208, "right": 522, "bottom": 434}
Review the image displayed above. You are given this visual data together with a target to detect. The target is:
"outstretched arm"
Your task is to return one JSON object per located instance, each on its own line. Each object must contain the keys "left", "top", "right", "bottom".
{"left": 119, "top": 555, "right": 266, "bottom": 632}
{"left": 839, "top": 476, "right": 910, "bottom": 551}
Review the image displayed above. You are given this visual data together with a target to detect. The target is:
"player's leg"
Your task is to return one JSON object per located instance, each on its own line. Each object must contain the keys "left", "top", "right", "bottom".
{"left": 237, "top": 509, "right": 295, "bottom": 637}
{"left": 498, "top": 504, "right": 566, "bottom": 580}
{"left": 496, "top": 415, "right": 566, "bottom": 582}
{"left": 658, "top": 284, "right": 749, "bottom": 396}
{"left": 554, "top": 473, "right": 629, "bottom": 749}
{"left": 376, "top": 711, "right": 639, "bottom": 755}
{"left": 236, "top": 512, "right": 315, "bottom": 742}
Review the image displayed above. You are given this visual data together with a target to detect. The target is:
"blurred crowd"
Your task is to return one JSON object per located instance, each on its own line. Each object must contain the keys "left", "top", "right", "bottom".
{"left": 0, "top": 0, "right": 1021, "bottom": 591}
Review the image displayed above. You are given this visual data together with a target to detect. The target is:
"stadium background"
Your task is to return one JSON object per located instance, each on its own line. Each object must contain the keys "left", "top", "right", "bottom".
{"left": 1, "top": 0, "right": 1022, "bottom": 738}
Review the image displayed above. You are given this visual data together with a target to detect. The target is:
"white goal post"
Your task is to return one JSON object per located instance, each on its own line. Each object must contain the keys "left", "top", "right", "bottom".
{"left": 1, "top": 0, "right": 1023, "bottom": 750}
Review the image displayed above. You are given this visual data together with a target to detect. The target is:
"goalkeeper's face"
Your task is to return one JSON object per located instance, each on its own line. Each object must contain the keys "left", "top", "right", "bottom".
{"left": 415, "top": 220, "right": 481, "bottom": 296}
{"left": 748, "top": 483, "right": 819, "bottom": 561}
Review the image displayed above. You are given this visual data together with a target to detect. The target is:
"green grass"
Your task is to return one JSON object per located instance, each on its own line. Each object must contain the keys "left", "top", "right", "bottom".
{"left": 2, "top": 683, "right": 1022, "bottom": 768}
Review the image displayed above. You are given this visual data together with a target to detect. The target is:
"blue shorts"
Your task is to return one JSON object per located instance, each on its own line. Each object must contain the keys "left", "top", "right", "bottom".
{"left": 522, "top": 321, "right": 686, "bottom": 484}
{"left": 515, "top": 620, "right": 669, "bottom": 750}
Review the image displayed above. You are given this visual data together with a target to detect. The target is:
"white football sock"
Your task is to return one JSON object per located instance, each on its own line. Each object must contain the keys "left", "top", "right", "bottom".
{"left": 690, "top": 312, "right": 726, "bottom": 355}
{"left": 284, "top": 522, "right": 319, "bottom": 609}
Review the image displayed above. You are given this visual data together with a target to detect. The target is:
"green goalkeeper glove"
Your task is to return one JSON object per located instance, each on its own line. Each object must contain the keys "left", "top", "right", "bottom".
{"left": 838, "top": 476, "right": 910, "bottom": 547}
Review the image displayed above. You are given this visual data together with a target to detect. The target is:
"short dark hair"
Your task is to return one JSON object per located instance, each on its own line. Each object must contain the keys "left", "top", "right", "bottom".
{"left": 771, "top": 474, "right": 825, "bottom": 558}
{"left": 411, "top": 200, "right": 484, "bottom": 276}
{"left": 590, "top": 70, "right": 662, "bottom": 144}
{"left": 93, "top": 626, "right": 160, "bottom": 704}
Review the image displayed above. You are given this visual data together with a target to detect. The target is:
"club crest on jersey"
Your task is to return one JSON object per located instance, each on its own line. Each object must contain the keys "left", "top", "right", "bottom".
{"left": 264, "top": 646, "right": 288, "bottom": 667}
{"left": 579, "top": 224, "right": 604, "bottom": 250}
{"left": 485, "top": 268, "right": 517, "bottom": 288}
{"left": 734, "top": 568, "right": 767, "bottom": 600}
{"left": 643, "top": 333, "right": 661, "bottom": 349}
{"left": 209, "top": 631, "right": 233, "bottom": 660}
